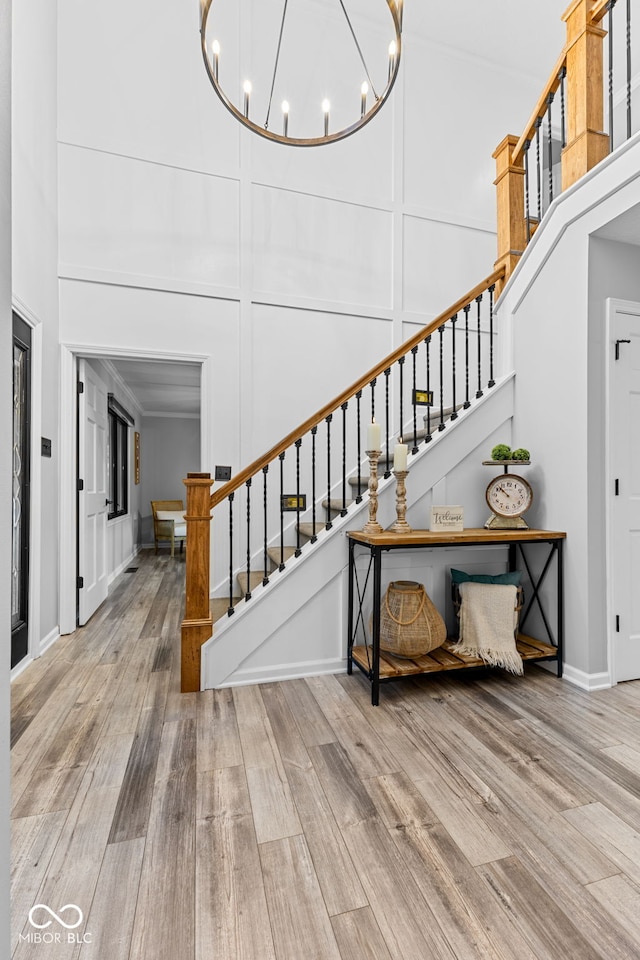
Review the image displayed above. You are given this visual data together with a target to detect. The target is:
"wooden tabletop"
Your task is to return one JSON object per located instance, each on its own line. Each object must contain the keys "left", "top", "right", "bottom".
{"left": 347, "top": 527, "right": 566, "bottom": 547}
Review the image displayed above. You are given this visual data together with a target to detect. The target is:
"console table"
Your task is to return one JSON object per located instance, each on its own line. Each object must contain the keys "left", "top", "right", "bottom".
{"left": 347, "top": 528, "right": 565, "bottom": 705}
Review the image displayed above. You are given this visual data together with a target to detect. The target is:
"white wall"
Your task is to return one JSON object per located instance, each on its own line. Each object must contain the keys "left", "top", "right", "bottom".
{"left": 1, "top": 0, "right": 12, "bottom": 945}
{"left": 12, "top": 0, "right": 59, "bottom": 652}
{"left": 496, "top": 133, "right": 640, "bottom": 684}
{"left": 55, "top": 0, "right": 560, "bottom": 595}
{"left": 139, "top": 416, "right": 201, "bottom": 545}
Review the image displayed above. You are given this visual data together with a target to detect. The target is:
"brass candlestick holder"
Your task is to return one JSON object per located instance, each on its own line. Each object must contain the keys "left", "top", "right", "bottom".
{"left": 390, "top": 469, "right": 411, "bottom": 533}
{"left": 363, "top": 449, "right": 383, "bottom": 534}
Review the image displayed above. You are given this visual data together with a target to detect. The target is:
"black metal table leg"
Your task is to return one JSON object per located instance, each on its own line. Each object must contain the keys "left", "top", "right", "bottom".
{"left": 557, "top": 539, "right": 564, "bottom": 677}
{"left": 371, "top": 546, "right": 382, "bottom": 706}
{"left": 347, "top": 538, "right": 355, "bottom": 674}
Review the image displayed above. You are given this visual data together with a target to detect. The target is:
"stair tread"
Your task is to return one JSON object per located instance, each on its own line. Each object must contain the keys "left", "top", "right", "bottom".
{"left": 321, "top": 498, "right": 355, "bottom": 511}
{"left": 237, "top": 570, "right": 270, "bottom": 593}
{"left": 298, "top": 522, "right": 327, "bottom": 538}
{"left": 267, "top": 546, "right": 297, "bottom": 565}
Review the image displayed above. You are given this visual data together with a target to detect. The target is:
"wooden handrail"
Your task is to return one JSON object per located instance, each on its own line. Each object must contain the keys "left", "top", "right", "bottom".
{"left": 512, "top": 48, "right": 568, "bottom": 164}
{"left": 210, "top": 266, "right": 505, "bottom": 510}
{"left": 588, "top": 0, "right": 610, "bottom": 25}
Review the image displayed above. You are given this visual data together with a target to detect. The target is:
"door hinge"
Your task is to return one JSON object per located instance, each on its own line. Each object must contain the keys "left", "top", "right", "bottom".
{"left": 77, "top": 478, "right": 84, "bottom": 491}
{"left": 616, "top": 614, "right": 620, "bottom": 632}
{"left": 77, "top": 380, "right": 84, "bottom": 394}
{"left": 615, "top": 339, "right": 631, "bottom": 360}
{"left": 77, "top": 576, "right": 84, "bottom": 589}
{"left": 615, "top": 478, "right": 620, "bottom": 496}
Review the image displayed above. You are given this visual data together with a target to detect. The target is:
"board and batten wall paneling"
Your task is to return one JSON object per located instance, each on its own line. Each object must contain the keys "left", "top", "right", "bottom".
{"left": 402, "top": 216, "right": 496, "bottom": 318}
{"left": 58, "top": 145, "right": 241, "bottom": 292}
{"left": 249, "top": 303, "right": 392, "bottom": 457}
{"left": 57, "top": 0, "right": 240, "bottom": 178}
{"left": 251, "top": 185, "right": 394, "bottom": 309}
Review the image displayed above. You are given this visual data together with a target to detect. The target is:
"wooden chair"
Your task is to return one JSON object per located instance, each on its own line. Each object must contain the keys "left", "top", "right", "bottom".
{"left": 150, "top": 500, "right": 187, "bottom": 556}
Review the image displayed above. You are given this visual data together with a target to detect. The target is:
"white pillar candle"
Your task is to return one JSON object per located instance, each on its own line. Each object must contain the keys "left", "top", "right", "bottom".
{"left": 393, "top": 440, "right": 407, "bottom": 471}
{"left": 366, "top": 420, "right": 381, "bottom": 451}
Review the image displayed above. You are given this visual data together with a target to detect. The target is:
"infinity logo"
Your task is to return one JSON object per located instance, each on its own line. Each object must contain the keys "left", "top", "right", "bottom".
{"left": 28, "top": 904, "right": 84, "bottom": 930}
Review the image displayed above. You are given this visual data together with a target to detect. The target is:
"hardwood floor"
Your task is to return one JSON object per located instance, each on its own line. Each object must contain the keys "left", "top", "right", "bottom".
{"left": 10, "top": 550, "right": 640, "bottom": 959}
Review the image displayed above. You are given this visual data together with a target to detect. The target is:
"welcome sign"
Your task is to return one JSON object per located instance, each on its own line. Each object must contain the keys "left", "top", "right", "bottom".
{"left": 430, "top": 505, "right": 464, "bottom": 532}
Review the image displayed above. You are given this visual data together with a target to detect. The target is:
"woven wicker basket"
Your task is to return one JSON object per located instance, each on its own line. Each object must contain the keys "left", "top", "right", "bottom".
{"left": 378, "top": 580, "right": 446, "bottom": 659}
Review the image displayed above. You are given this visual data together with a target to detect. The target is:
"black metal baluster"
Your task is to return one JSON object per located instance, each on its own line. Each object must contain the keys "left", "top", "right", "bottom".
{"left": 627, "top": 0, "right": 632, "bottom": 140}
{"left": 463, "top": 303, "right": 471, "bottom": 408}
{"left": 398, "top": 356, "right": 405, "bottom": 442}
{"left": 488, "top": 284, "right": 496, "bottom": 388}
{"left": 524, "top": 140, "right": 531, "bottom": 242}
{"left": 546, "top": 91, "right": 554, "bottom": 205}
{"left": 262, "top": 465, "right": 269, "bottom": 586}
{"left": 438, "top": 325, "right": 445, "bottom": 430}
{"left": 535, "top": 116, "right": 542, "bottom": 220}
{"left": 370, "top": 377, "right": 376, "bottom": 423}
{"left": 245, "top": 478, "right": 252, "bottom": 601}
{"left": 341, "top": 402, "right": 348, "bottom": 516}
{"left": 295, "top": 439, "right": 302, "bottom": 556}
{"left": 278, "top": 452, "right": 285, "bottom": 570}
{"left": 355, "top": 395, "right": 363, "bottom": 503}
{"left": 325, "top": 413, "right": 333, "bottom": 530}
{"left": 383, "top": 369, "right": 391, "bottom": 477}
{"left": 450, "top": 314, "right": 458, "bottom": 420}
{"left": 311, "top": 426, "right": 318, "bottom": 541}
{"left": 228, "top": 492, "right": 235, "bottom": 616}
{"left": 560, "top": 66, "right": 567, "bottom": 147}
{"left": 411, "top": 346, "right": 419, "bottom": 452}
{"left": 609, "top": 0, "right": 616, "bottom": 149}
{"left": 476, "top": 294, "right": 483, "bottom": 398}
{"left": 425, "top": 335, "right": 432, "bottom": 441}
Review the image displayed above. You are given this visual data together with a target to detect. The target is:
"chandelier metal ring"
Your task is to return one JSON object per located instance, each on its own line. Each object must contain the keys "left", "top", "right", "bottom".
{"left": 199, "top": 0, "right": 403, "bottom": 147}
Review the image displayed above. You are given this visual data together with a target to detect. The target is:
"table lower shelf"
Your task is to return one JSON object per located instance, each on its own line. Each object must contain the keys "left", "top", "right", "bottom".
{"left": 351, "top": 634, "right": 558, "bottom": 680}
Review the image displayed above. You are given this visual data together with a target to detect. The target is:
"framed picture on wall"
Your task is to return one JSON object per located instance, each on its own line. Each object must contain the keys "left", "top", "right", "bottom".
{"left": 134, "top": 431, "right": 141, "bottom": 484}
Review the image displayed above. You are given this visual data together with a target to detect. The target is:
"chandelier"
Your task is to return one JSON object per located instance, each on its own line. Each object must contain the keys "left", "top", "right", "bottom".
{"left": 199, "top": 0, "right": 404, "bottom": 146}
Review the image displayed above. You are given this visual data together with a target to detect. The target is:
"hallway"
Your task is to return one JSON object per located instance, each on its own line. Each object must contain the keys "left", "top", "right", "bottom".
{"left": 10, "top": 551, "right": 640, "bottom": 959}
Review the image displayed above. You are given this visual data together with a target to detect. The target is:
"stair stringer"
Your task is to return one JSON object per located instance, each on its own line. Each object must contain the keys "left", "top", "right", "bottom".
{"left": 201, "top": 373, "right": 515, "bottom": 689}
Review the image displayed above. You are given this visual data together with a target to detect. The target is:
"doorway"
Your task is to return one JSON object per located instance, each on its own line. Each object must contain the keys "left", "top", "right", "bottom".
{"left": 59, "top": 346, "right": 207, "bottom": 636}
{"left": 608, "top": 298, "right": 640, "bottom": 682}
{"left": 12, "top": 313, "right": 31, "bottom": 668}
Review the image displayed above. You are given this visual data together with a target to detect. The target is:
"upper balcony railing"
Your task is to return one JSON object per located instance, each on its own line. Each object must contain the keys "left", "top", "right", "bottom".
{"left": 494, "top": 0, "right": 637, "bottom": 294}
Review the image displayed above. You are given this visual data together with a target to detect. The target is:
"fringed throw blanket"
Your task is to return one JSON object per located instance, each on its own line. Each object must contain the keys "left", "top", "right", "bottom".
{"left": 452, "top": 581, "right": 523, "bottom": 675}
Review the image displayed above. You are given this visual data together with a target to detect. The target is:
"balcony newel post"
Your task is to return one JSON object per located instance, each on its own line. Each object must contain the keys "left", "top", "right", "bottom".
{"left": 561, "top": 0, "right": 608, "bottom": 190}
{"left": 181, "top": 472, "right": 214, "bottom": 693}
{"left": 492, "top": 134, "right": 526, "bottom": 295}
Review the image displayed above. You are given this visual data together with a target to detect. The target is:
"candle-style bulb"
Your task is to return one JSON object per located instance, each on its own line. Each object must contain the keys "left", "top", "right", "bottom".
{"left": 281, "top": 100, "right": 289, "bottom": 137}
{"left": 243, "top": 80, "right": 252, "bottom": 118}
{"left": 360, "top": 81, "right": 368, "bottom": 118}
{"left": 211, "top": 40, "right": 220, "bottom": 82}
{"left": 322, "top": 98, "right": 330, "bottom": 136}
{"left": 388, "top": 40, "right": 397, "bottom": 82}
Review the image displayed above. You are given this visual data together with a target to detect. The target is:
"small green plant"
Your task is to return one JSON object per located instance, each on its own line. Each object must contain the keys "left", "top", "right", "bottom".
{"left": 511, "top": 447, "right": 530, "bottom": 461}
{"left": 491, "top": 444, "right": 512, "bottom": 461}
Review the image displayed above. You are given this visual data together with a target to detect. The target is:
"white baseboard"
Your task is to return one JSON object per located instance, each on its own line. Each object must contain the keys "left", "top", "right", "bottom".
{"left": 561, "top": 663, "right": 612, "bottom": 691}
{"left": 216, "top": 657, "right": 347, "bottom": 689}
{"left": 11, "top": 655, "right": 34, "bottom": 681}
{"left": 108, "top": 545, "right": 141, "bottom": 585}
{"left": 11, "top": 625, "right": 61, "bottom": 681}
{"left": 39, "top": 625, "right": 61, "bottom": 655}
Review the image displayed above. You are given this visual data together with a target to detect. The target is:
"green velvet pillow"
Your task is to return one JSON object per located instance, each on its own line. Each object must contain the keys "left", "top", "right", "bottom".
{"left": 451, "top": 568, "right": 522, "bottom": 586}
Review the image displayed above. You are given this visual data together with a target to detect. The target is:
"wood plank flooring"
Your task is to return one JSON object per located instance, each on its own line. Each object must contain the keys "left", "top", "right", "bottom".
{"left": 10, "top": 550, "right": 640, "bottom": 959}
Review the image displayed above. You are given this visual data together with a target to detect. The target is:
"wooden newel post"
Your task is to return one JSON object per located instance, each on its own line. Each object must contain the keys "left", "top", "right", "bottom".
{"left": 561, "top": 0, "right": 608, "bottom": 190}
{"left": 492, "top": 134, "right": 526, "bottom": 296}
{"left": 181, "top": 472, "right": 214, "bottom": 693}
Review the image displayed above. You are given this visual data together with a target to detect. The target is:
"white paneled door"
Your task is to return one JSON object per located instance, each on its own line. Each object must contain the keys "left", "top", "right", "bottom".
{"left": 610, "top": 301, "right": 640, "bottom": 682}
{"left": 78, "top": 359, "right": 109, "bottom": 625}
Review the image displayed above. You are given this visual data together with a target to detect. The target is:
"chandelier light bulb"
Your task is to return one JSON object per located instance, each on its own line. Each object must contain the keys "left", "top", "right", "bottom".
{"left": 322, "top": 98, "right": 330, "bottom": 136}
{"left": 388, "top": 40, "right": 397, "bottom": 81}
{"left": 243, "top": 80, "right": 252, "bottom": 118}
{"left": 211, "top": 39, "right": 220, "bottom": 81}
{"left": 360, "top": 81, "right": 369, "bottom": 117}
